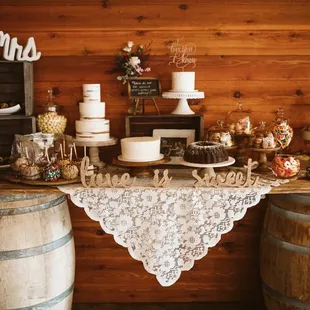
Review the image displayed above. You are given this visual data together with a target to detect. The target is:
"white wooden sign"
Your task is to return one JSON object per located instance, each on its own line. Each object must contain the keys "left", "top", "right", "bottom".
{"left": 0, "top": 31, "right": 41, "bottom": 62}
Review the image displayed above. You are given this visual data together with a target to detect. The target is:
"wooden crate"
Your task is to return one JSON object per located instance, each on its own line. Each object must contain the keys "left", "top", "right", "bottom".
{"left": 0, "top": 116, "right": 36, "bottom": 157}
{"left": 0, "top": 61, "right": 33, "bottom": 116}
{"left": 126, "top": 114, "right": 204, "bottom": 141}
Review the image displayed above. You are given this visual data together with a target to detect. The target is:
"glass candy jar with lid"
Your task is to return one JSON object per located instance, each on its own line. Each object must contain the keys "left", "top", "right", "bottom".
{"left": 207, "top": 120, "right": 235, "bottom": 147}
{"left": 37, "top": 89, "right": 67, "bottom": 134}
{"left": 253, "top": 121, "right": 278, "bottom": 149}
{"left": 226, "top": 102, "right": 252, "bottom": 136}
{"left": 271, "top": 108, "right": 293, "bottom": 149}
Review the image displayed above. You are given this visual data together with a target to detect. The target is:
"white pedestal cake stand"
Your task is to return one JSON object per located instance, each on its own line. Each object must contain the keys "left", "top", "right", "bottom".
{"left": 179, "top": 157, "right": 235, "bottom": 177}
{"left": 162, "top": 91, "right": 205, "bottom": 115}
{"left": 73, "top": 137, "right": 117, "bottom": 168}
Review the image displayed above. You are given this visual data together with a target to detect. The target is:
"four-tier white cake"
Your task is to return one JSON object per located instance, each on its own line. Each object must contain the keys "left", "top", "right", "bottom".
{"left": 75, "top": 84, "right": 111, "bottom": 142}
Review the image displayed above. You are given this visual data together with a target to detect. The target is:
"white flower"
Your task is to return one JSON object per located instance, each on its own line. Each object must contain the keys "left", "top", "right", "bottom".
{"left": 141, "top": 190, "right": 158, "bottom": 206}
{"left": 186, "top": 232, "right": 201, "bottom": 249}
{"left": 117, "top": 214, "right": 133, "bottom": 233}
{"left": 127, "top": 41, "right": 134, "bottom": 48}
{"left": 209, "top": 206, "right": 225, "bottom": 224}
{"left": 123, "top": 46, "right": 131, "bottom": 53}
{"left": 174, "top": 202, "right": 190, "bottom": 216}
{"left": 160, "top": 256, "right": 176, "bottom": 273}
{"left": 129, "top": 56, "right": 141, "bottom": 67}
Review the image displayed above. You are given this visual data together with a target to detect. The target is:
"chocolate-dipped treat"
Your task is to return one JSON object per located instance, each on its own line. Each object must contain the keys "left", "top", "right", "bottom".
{"left": 11, "top": 157, "right": 29, "bottom": 172}
{"left": 20, "top": 164, "right": 41, "bottom": 180}
{"left": 62, "top": 164, "right": 79, "bottom": 180}
{"left": 42, "top": 163, "right": 61, "bottom": 182}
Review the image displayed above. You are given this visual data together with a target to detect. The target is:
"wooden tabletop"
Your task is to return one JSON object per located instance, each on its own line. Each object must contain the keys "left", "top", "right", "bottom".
{"left": 0, "top": 176, "right": 309, "bottom": 195}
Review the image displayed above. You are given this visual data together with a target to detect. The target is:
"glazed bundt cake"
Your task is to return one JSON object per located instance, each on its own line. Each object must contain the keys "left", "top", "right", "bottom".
{"left": 184, "top": 141, "right": 228, "bottom": 164}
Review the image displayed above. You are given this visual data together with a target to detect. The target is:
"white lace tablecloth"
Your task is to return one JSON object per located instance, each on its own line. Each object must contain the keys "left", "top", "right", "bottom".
{"left": 58, "top": 168, "right": 281, "bottom": 286}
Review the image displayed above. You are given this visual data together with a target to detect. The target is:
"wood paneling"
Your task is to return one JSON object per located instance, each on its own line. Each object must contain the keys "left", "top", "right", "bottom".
{"left": 2, "top": 0, "right": 310, "bottom": 304}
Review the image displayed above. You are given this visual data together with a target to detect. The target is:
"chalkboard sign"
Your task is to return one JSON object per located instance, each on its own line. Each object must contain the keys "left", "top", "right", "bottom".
{"left": 128, "top": 78, "right": 161, "bottom": 99}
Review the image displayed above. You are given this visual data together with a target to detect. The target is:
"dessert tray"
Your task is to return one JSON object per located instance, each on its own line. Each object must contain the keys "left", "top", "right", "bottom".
{"left": 162, "top": 91, "right": 205, "bottom": 115}
{"left": 179, "top": 157, "right": 235, "bottom": 177}
{"left": 113, "top": 155, "right": 171, "bottom": 177}
{"left": 4, "top": 174, "right": 81, "bottom": 186}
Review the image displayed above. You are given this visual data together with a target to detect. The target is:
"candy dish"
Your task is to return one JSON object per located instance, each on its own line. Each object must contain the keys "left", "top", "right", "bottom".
{"left": 0, "top": 104, "right": 21, "bottom": 115}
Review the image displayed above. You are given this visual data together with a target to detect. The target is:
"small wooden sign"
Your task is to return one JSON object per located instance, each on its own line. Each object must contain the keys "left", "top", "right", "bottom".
{"left": 128, "top": 78, "right": 161, "bottom": 99}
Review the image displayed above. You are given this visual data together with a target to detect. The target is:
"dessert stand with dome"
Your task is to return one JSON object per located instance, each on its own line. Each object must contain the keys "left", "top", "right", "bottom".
{"left": 112, "top": 155, "right": 171, "bottom": 177}
{"left": 162, "top": 91, "right": 205, "bottom": 115}
{"left": 179, "top": 157, "right": 235, "bottom": 177}
{"left": 74, "top": 137, "right": 117, "bottom": 168}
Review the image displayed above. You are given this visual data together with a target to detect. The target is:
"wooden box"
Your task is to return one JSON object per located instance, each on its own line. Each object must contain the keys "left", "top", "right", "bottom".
{"left": 0, "top": 116, "right": 36, "bottom": 157}
{"left": 0, "top": 61, "right": 34, "bottom": 116}
{"left": 126, "top": 114, "right": 204, "bottom": 141}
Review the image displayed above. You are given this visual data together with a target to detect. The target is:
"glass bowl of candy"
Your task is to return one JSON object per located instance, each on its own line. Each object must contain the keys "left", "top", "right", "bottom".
{"left": 226, "top": 102, "right": 252, "bottom": 136}
{"left": 37, "top": 89, "right": 67, "bottom": 134}
{"left": 271, "top": 154, "right": 300, "bottom": 179}
{"left": 207, "top": 120, "right": 235, "bottom": 147}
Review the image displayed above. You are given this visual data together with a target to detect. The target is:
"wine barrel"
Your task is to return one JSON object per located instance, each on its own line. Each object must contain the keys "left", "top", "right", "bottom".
{"left": 260, "top": 194, "right": 310, "bottom": 310}
{"left": 0, "top": 193, "right": 75, "bottom": 310}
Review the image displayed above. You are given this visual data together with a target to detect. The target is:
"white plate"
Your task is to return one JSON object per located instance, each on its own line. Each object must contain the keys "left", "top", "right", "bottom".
{"left": 0, "top": 104, "right": 21, "bottom": 115}
{"left": 118, "top": 154, "right": 164, "bottom": 163}
{"left": 178, "top": 157, "right": 235, "bottom": 168}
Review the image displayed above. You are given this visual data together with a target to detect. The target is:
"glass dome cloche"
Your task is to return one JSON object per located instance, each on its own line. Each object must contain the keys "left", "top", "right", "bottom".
{"left": 37, "top": 89, "right": 67, "bottom": 134}
{"left": 207, "top": 120, "right": 235, "bottom": 147}
{"left": 252, "top": 121, "right": 278, "bottom": 149}
{"left": 226, "top": 102, "right": 252, "bottom": 136}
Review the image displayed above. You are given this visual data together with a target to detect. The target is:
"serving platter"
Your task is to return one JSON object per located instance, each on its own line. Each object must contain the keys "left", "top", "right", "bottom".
{"left": 0, "top": 104, "right": 21, "bottom": 115}
{"left": 4, "top": 174, "right": 80, "bottom": 186}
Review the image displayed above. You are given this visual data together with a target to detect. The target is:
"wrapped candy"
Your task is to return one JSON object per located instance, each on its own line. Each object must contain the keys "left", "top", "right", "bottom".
{"left": 272, "top": 108, "right": 293, "bottom": 149}
{"left": 42, "top": 163, "right": 61, "bottom": 182}
{"left": 271, "top": 155, "right": 300, "bottom": 178}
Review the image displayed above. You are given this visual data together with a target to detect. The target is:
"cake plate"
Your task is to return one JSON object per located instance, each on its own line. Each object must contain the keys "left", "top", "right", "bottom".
{"left": 179, "top": 157, "right": 235, "bottom": 177}
{"left": 73, "top": 137, "right": 118, "bottom": 168}
{"left": 251, "top": 147, "right": 280, "bottom": 172}
{"left": 112, "top": 155, "right": 171, "bottom": 177}
{"left": 162, "top": 91, "right": 205, "bottom": 115}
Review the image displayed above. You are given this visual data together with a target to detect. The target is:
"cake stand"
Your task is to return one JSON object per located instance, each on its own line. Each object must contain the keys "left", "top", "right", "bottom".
{"left": 251, "top": 147, "right": 280, "bottom": 172}
{"left": 73, "top": 137, "right": 117, "bottom": 168}
{"left": 112, "top": 155, "right": 171, "bottom": 177}
{"left": 233, "top": 134, "right": 252, "bottom": 167}
{"left": 162, "top": 91, "right": 205, "bottom": 115}
{"left": 179, "top": 157, "right": 235, "bottom": 177}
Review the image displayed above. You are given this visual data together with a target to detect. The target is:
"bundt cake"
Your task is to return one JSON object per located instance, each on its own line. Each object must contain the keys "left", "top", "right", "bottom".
{"left": 184, "top": 141, "right": 228, "bottom": 164}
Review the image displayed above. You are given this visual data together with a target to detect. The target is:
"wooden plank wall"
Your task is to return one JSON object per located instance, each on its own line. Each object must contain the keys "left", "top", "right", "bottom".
{"left": 0, "top": 0, "right": 309, "bottom": 304}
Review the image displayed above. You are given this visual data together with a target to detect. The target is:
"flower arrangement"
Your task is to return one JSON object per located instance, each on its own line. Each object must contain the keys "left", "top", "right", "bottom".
{"left": 110, "top": 41, "right": 151, "bottom": 84}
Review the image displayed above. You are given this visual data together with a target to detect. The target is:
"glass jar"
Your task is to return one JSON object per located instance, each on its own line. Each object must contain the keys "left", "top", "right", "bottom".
{"left": 207, "top": 120, "right": 235, "bottom": 147}
{"left": 271, "top": 154, "right": 300, "bottom": 178}
{"left": 226, "top": 102, "right": 252, "bottom": 136}
{"left": 37, "top": 89, "right": 67, "bottom": 134}
{"left": 252, "top": 121, "right": 278, "bottom": 149}
{"left": 271, "top": 108, "right": 293, "bottom": 149}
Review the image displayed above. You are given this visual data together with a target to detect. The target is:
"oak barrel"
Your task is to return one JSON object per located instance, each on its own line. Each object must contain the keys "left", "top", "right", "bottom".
{"left": 260, "top": 194, "right": 310, "bottom": 310}
{"left": 0, "top": 193, "right": 75, "bottom": 309}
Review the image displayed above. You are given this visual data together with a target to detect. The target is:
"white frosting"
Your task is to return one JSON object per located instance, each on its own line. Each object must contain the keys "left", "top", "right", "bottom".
{"left": 121, "top": 137, "right": 161, "bottom": 162}
{"left": 79, "top": 102, "right": 105, "bottom": 119}
{"left": 76, "top": 120, "right": 109, "bottom": 134}
{"left": 76, "top": 132, "right": 110, "bottom": 142}
{"left": 83, "top": 84, "right": 101, "bottom": 102}
{"left": 171, "top": 72, "right": 195, "bottom": 92}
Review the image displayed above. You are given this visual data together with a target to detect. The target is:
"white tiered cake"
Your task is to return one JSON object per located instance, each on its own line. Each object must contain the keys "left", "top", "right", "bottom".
{"left": 75, "top": 84, "right": 110, "bottom": 142}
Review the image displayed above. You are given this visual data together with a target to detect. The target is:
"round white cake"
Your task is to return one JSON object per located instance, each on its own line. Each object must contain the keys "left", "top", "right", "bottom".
{"left": 171, "top": 72, "right": 195, "bottom": 92}
{"left": 79, "top": 102, "right": 105, "bottom": 119}
{"left": 120, "top": 137, "right": 161, "bottom": 162}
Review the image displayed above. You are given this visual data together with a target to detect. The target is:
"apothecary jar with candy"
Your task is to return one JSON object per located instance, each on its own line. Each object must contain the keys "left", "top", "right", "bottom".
{"left": 37, "top": 89, "right": 67, "bottom": 134}
{"left": 226, "top": 102, "right": 252, "bottom": 136}
{"left": 207, "top": 120, "right": 235, "bottom": 147}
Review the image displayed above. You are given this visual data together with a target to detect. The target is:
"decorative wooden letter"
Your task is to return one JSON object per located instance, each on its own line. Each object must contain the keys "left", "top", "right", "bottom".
{"left": 153, "top": 169, "right": 172, "bottom": 188}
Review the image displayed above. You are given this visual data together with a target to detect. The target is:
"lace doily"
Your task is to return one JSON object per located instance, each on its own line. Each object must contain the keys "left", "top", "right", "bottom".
{"left": 59, "top": 168, "right": 276, "bottom": 286}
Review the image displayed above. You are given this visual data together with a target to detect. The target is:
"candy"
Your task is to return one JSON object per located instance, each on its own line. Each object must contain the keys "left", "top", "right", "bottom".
{"left": 20, "top": 164, "right": 41, "bottom": 180}
{"left": 271, "top": 155, "right": 300, "bottom": 178}
{"left": 62, "top": 164, "right": 79, "bottom": 180}
{"left": 11, "top": 157, "right": 29, "bottom": 172}
{"left": 37, "top": 112, "right": 67, "bottom": 134}
{"left": 272, "top": 121, "right": 293, "bottom": 149}
{"left": 43, "top": 163, "right": 61, "bottom": 182}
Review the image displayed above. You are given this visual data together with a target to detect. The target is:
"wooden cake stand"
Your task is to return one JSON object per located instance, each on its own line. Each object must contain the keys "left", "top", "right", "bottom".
{"left": 112, "top": 155, "right": 171, "bottom": 177}
{"left": 233, "top": 134, "right": 252, "bottom": 167}
{"left": 251, "top": 147, "right": 281, "bottom": 172}
{"left": 179, "top": 157, "right": 235, "bottom": 177}
{"left": 74, "top": 137, "right": 118, "bottom": 168}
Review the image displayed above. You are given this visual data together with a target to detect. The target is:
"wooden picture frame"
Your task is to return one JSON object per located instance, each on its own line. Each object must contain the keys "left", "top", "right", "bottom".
{"left": 153, "top": 129, "right": 195, "bottom": 165}
{"left": 128, "top": 77, "right": 161, "bottom": 99}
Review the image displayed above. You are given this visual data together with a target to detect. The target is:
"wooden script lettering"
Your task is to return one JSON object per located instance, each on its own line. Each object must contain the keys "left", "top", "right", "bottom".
{"left": 128, "top": 78, "right": 161, "bottom": 99}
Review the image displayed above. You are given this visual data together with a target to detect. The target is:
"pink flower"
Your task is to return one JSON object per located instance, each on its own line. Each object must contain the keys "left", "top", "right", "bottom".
{"left": 144, "top": 67, "right": 151, "bottom": 72}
